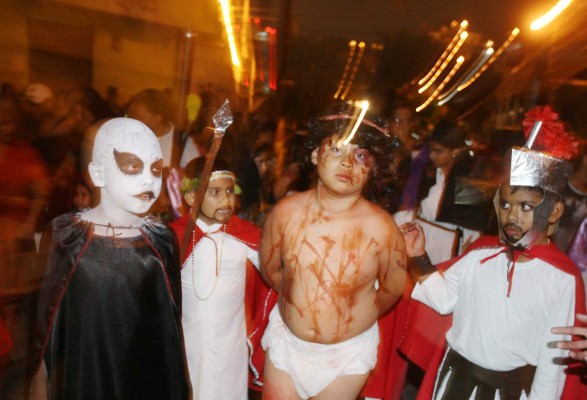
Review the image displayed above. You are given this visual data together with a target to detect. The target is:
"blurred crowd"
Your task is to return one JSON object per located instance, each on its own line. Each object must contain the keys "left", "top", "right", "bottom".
{"left": 0, "top": 80, "right": 586, "bottom": 399}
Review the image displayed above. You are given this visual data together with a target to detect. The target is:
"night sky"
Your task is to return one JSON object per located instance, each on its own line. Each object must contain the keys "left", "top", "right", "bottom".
{"left": 289, "top": 0, "right": 562, "bottom": 41}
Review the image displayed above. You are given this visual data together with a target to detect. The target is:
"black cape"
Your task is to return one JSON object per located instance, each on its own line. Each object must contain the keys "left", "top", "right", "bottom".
{"left": 33, "top": 213, "right": 188, "bottom": 400}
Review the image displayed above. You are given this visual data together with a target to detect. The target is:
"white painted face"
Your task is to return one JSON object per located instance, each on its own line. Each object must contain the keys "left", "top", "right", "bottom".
{"left": 89, "top": 118, "right": 163, "bottom": 216}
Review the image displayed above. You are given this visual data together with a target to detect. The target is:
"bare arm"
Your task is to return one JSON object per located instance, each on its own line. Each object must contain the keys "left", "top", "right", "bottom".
{"left": 260, "top": 208, "right": 283, "bottom": 292}
{"left": 376, "top": 223, "right": 407, "bottom": 315}
{"left": 552, "top": 313, "right": 587, "bottom": 362}
{"left": 28, "top": 360, "right": 48, "bottom": 400}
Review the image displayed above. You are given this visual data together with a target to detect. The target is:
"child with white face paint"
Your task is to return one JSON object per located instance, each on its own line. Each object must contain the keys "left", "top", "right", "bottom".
{"left": 29, "top": 118, "right": 188, "bottom": 400}
{"left": 84, "top": 118, "right": 164, "bottom": 233}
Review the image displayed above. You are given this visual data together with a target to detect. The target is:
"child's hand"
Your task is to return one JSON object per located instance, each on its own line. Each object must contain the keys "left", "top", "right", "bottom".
{"left": 552, "top": 313, "right": 587, "bottom": 363}
{"left": 400, "top": 222, "right": 426, "bottom": 258}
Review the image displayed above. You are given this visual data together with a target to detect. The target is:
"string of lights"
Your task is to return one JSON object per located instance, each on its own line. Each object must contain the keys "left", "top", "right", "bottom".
{"left": 418, "top": 20, "right": 469, "bottom": 86}
{"left": 334, "top": 40, "right": 358, "bottom": 99}
{"left": 418, "top": 31, "right": 468, "bottom": 94}
{"left": 416, "top": 56, "right": 464, "bottom": 112}
{"left": 340, "top": 41, "right": 365, "bottom": 100}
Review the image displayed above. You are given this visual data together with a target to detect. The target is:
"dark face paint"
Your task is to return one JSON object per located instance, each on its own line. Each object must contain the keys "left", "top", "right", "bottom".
{"left": 150, "top": 159, "right": 163, "bottom": 178}
{"left": 114, "top": 149, "right": 144, "bottom": 176}
{"left": 113, "top": 149, "right": 163, "bottom": 178}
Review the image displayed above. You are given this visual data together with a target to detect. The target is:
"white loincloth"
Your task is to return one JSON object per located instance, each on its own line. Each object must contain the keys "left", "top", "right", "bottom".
{"left": 261, "top": 306, "right": 379, "bottom": 399}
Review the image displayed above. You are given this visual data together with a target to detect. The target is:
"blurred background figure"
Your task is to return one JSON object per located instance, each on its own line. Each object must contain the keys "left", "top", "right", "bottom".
{"left": 386, "top": 100, "right": 429, "bottom": 213}
{"left": 71, "top": 178, "right": 92, "bottom": 212}
{"left": 394, "top": 120, "right": 488, "bottom": 264}
{"left": 272, "top": 130, "right": 313, "bottom": 201}
{"left": 126, "top": 88, "right": 187, "bottom": 222}
{"left": 18, "top": 83, "right": 54, "bottom": 144}
{"left": 0, "top": 95, "right": 49, "bottom": 399}
{"left": 554, "top": 143, "right": 587, "bottom": 252}
{"left": 35, "top": 88, "right": 116, "bottom": 230}
{"left": 126, "top": 88, "right": 183, "bottom": 168}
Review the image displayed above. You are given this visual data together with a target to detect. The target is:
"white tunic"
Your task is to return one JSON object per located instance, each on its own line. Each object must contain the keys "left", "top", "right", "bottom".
{"left": 182, "top": 219, "right": 260, "bottom": 400}
{"left": 412, "top": 248, "right": 576, "bottom": 400}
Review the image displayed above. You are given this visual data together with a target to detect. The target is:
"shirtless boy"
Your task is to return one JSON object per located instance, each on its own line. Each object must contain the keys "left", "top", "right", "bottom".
{"left": 260, "top": 110, "right": 407, "bottom": 400}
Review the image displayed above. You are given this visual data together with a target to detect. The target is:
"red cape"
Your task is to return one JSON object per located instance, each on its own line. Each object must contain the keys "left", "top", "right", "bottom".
{"left": 171, "top": 214, "right": 261, "bottom": 263}
{"left": 0, "top": 317, "right": 13, "bottom": 357}
{"left": 399, "top": 236, "right": 587, "bottom": 400}
{"left": 360, "top": 283, "right": 413, "bottom": 399}
{"left": 170, "top": 214, "right": 278, "bottom": 390}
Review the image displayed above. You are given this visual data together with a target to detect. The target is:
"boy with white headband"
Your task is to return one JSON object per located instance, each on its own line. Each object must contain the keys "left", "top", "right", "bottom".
{"left": 170, "top": 157, "right": 275, "bottom": 399}
{"left": 401, "top": 106, "right": 587, "bottom": 399}
{"left": 30, "top": 118, "right": 188, "bottom": 399}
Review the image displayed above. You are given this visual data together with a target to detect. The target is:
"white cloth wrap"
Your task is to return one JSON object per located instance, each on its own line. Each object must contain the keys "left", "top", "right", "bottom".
{"left": 261, "top": 306, "right": 379, "bottom": 399}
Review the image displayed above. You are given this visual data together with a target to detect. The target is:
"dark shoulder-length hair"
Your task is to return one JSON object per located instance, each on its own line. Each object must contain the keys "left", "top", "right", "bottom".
{"left": 304, "top": 104, "right": 397, "bottom": 211}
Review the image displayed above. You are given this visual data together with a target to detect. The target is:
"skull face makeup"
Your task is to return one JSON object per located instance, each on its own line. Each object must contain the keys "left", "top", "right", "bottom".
{"left": 89, "top": 118, "right": 163, "bottom": 218}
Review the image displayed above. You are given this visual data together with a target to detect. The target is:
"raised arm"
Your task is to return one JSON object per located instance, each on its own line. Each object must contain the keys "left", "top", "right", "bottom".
{"left": 260, "top": 207, "right": 284, "bottom": 292}
{"left": 400, "top": 222, "right": 437, "bottom": 283}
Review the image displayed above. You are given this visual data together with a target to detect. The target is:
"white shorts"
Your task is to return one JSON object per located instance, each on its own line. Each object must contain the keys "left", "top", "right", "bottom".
{"left": 261, "top": 306, "right": 379, "bottom": 399}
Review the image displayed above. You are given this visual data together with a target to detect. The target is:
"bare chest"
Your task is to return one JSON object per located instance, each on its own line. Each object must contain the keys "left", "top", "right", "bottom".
{"left": 281, "top": 218, "right": 381, "bottom": 283}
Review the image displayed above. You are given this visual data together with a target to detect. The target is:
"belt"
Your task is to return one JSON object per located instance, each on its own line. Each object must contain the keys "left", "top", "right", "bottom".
{"left": 436, "top": 349, "right": 536, "bottom": 400}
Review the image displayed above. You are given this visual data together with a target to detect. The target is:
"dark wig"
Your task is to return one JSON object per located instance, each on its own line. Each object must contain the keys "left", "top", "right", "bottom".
{"left": 304, "top": 104, "right": 397, "bottom": 210}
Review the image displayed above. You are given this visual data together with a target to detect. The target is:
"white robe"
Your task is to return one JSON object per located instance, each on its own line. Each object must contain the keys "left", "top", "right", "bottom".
{"left": 412, "top": 248, "right": 576, "bottom": 400}
{"left": 181, "top": 219, "right": 260, "bottom": 400}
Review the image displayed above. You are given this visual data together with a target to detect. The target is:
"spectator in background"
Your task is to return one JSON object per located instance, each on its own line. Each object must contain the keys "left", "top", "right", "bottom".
{"left": 19, "top": 83, "right": 54, "bottom": 143}
{"left": 126, "top": 88, "right": 186, "bottom": 222}
{"left": 237, "top": 125, "right": 276, "bottom": 214}
{"left": 0, "top": 96, "right": 49, "bottom": 251}
{"left": 71, "top": 178, "right": 92, "bottom": 212}
{"left": 35, "top": 88, "right": 116, "bottom": 229}
{"left": 104, "top": 85, "right": 122, "bottom": 115}
{"left": 37, "top": 88, "right": 115, "bottom": 167}
{"left": 554, "top": 143, "right": 587, "bottom": 252}
{"left": 395, "top": 120, "right": 486, "bottom": 265}
{"left": 272, "top": 131, "right": 314, "bottom": 201}
{"left": 566, "top": 217, "right": 587, "bottom": 300}
{"left": 126, "top": 88, "right": 183, "bottom": 169}
{"left": 0, "top": 96, "right": 48, "bottom": 388}
{"left": 386, "top": 101, "right": 429, "bottom": 213}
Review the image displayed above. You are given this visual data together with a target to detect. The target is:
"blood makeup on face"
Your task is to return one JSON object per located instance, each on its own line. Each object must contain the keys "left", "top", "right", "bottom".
{"left": 317, "top": 138, "right": 372, "bottom": 189}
